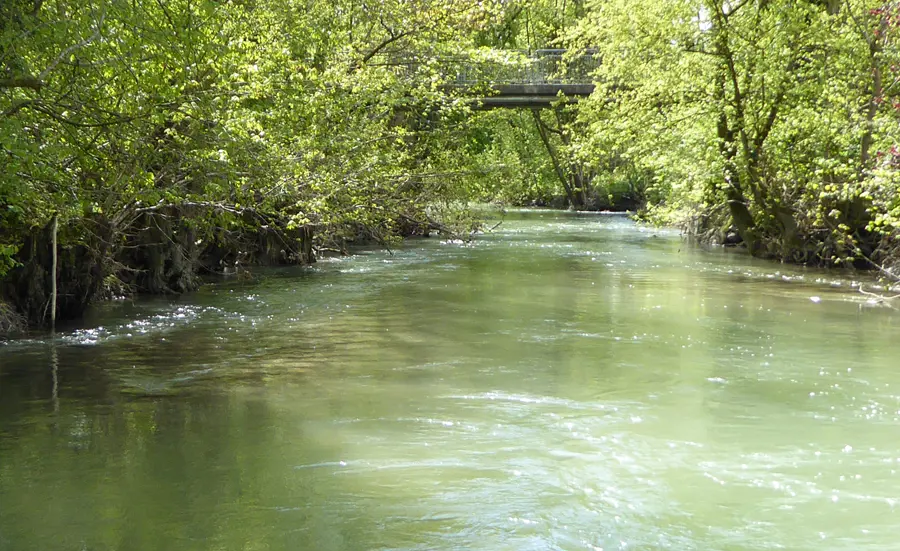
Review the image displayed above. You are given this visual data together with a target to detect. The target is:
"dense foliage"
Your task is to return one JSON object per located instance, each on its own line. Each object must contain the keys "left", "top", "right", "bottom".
{"left": 1, "top": 0, "right": 508, "bottom": 326}
{"left": 1, "top": 0, "right": 494, "bottom": 252}
{"left": 569, "top": 0, "right": 900, "bottom": 270}
{"left": 3, "top": 0, "right": 900, "bottom": 328}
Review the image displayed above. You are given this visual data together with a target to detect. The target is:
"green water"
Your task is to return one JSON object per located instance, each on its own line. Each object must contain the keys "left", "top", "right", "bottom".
{"left": 2, "top": 211, "right": 899, "bottom": 550}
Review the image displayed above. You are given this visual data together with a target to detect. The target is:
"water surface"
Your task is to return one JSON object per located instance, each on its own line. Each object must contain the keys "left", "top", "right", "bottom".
{"left": 2, "top": 211, "right": 899, "bottom": 550}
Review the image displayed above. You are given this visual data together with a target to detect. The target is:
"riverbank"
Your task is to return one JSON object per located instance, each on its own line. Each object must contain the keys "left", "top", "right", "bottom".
{"left": 0, "top": 203, "right": 462, "bottom": 333}
{"left": 634, "top": 198, "right": 900, "bottom": 284}
{"left": 5, "top": 201, "right": 897, "bottom": 335}
{"left": 0, "top": 209, "right": 314, "bottom": 332}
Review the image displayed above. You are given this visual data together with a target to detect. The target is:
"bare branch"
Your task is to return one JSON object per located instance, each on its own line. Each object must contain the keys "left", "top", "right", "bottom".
{"left": 355, "top": 30, "right": 414, "bottom": 70}
{"left": 38, "top": 8, "right": 106, "bottom": 82}
{"left": 859, "top": 285, "right": 900, "bottom": 307}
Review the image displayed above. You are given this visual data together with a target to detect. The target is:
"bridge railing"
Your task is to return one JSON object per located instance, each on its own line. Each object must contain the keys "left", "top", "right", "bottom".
{"left": 380, "top": 49, "right": 598, "bottom": 87}
{"left": 453, "top": 50, "right": 599, "bottom": 86}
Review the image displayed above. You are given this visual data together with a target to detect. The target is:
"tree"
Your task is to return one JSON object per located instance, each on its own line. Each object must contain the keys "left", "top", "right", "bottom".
{"left": 0, "top": 0, "right": 513, "bottom": 326}
{"left": 570, "top": 0, "right": 900, "bottom": 268}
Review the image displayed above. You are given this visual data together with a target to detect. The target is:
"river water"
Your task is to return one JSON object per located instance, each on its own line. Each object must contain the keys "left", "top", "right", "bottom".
{"left": 1, "top": 211, "right": 899, "bottom": 550}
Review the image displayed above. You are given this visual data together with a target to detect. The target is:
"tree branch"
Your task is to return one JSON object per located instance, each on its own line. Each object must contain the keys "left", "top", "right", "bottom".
{"left": 355, "top": 30, "right": 414, "bottom": 69}
{"left": 2, "top": 100, "right": 35, "bottom": 117}
{"left": 532, "top": 109, "right": 577, "bottom": 207}
{"left": 30, "top": 102, "right": 141, "bottom": 128}
{"left": 0, "top": 77, "right": 42, "bottom": 91}
{"left": 38, "top": 8, "right": 106, "bottom": 82}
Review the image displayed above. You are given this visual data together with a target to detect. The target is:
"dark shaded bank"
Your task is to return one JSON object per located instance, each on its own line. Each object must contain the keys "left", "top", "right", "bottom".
{"left": 672, "top": 200, "right": 900, "bottom": 277}
{"left": 522, "top": 190, "right": 643, "bottom": 212}
{"left": 0, "top": 208, "right": 316, "bottom": 332}
{"left": 0, "top": 204, "right": 441, "bottom": 332}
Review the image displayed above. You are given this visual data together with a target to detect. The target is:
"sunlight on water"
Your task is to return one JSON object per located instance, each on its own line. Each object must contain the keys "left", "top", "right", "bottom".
{"left": 1, "top": 211, "right": 899, "bottom": 550}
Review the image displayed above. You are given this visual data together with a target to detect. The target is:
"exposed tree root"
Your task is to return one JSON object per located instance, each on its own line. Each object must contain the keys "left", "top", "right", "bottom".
{"left": 0, "top": 300, "right": 26, "bottom": 334}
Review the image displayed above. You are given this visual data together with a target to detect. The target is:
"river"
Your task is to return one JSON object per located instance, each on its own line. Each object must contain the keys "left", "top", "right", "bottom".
{"left": 1, "top": 210, "right": 899, "bottom": 550}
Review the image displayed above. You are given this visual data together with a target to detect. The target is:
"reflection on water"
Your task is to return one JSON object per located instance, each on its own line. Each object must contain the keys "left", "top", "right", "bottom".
{"left": 1, "top": 211, "right": 899, "bottom": 550}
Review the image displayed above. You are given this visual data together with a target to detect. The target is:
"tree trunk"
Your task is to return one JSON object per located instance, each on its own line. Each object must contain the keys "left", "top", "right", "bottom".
{"left": 860, "top": 35, "right": 883, "bottom": 171}
{"left": 719, "top": 126, "right": 760, "bottom": 254}
{"left": 50, "top": 214, "right": 57, "bottom": 330}
{"left": 532, "top": 109, "right": 580, "bottom": 208}
{"left": 714, "top": 68, "right": 761, "bottom": 254}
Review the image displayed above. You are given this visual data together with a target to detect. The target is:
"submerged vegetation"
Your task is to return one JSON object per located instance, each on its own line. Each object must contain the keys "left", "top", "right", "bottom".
{"left": 3, "top": 0, "right": 900, "bottom": 328}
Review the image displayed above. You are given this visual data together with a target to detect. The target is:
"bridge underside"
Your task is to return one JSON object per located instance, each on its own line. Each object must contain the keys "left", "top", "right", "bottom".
{"left": 474, "top": 84, "right": 595, "bottom": 109}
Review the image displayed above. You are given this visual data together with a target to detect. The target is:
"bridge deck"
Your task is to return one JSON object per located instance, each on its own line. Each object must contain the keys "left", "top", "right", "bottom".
{"left": 388, "top": 49, "right": 598, "bottom": 109}
{"left": 475, "top": 83, "right": 595, "bottom": 109}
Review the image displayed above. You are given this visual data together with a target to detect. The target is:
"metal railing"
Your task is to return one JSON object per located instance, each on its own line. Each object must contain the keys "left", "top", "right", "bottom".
{"left": 453, "top": 50, "right": 599, "bottom": 86}
{"left": 380, "top": 49, "right": 599, "bottom": 87}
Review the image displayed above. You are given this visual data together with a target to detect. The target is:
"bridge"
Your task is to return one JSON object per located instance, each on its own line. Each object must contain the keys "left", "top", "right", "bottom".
{"left": 384, "top": 49, "right": 598, "bottom": 109}
{"left": 454, "top": 49, "right": 598, "bottom": 109}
